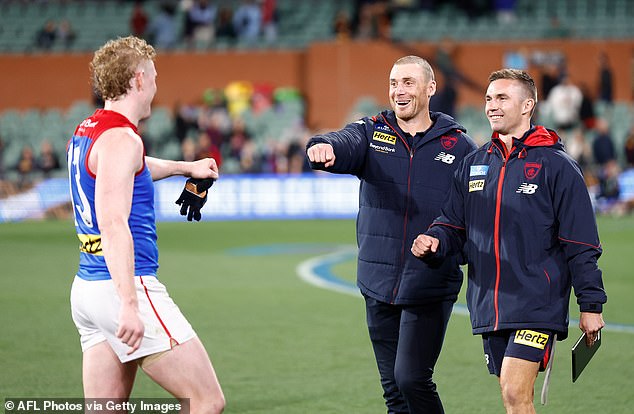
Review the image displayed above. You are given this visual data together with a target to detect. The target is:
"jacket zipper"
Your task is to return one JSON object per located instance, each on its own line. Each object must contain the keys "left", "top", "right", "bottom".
{"left": 492, "top": 141, "right": 515, "bottom": 330}
{"left": 381, "top": 114, "right": 413, "bottom": 303}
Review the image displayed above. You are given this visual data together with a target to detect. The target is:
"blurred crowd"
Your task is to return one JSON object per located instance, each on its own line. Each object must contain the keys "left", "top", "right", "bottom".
{"left": 529, "top": 52, "right": 634, "bottom": 215}
{"left": 150, "top": 81, "right": 311, "bottom": 175}
{"left": 3, "top": 0, "right": 632, "bottom": 215}
{"left": 28, "top": 0, "right": 547, "bottom": 52}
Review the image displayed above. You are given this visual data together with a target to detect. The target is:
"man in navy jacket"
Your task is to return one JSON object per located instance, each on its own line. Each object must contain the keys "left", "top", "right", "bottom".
{"left": 412, "top": 69, "right": 606, "bottom": 413}
{"left": 307, "top": 56, "right": 476, "bottom": 414}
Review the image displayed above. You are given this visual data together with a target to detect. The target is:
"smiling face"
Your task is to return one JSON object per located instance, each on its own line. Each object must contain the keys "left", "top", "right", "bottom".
{"left": 485, "top": 78, "right": 534, "bottom": 139}
{"left": 389, "top": 62, "right": 436, "bottom": 122}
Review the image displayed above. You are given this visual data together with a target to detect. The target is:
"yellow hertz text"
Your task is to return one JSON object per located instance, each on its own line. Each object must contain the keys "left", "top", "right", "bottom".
{"left": 78, "top": 234, "right": 103, "bottom": 255}
{"left": 372, "top": 131, "right": 397, "bottom": 145}
{"left": 469, "top": 179, "right": 485, "bottom": 192}
{"left": 514, "top": 330, "right": 549, "bottom": 349}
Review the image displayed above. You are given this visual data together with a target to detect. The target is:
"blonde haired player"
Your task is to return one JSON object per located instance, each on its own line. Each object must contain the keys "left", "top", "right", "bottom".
{"left": 68, "top": 36, "right": 224, "bottom": 413}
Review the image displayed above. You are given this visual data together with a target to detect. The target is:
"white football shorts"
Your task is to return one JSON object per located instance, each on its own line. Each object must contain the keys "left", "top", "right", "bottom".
{"left": 70, "top": 275, "right": 196, "bottom": 363}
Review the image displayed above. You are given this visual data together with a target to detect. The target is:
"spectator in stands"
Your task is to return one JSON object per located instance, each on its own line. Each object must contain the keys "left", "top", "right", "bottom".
{"left": 592, "top": 118, "right": 616, "bottom": 167}
{"left": 0, "top": 135, "right": 5, "bottom": 180}
{"left": 625, "top": 126, "right": 634, "bottom": 167}
{"left": 130, "top": 1, "right": 149, "bottom": 38}
{"left": 216, "top": 7, "right": 237, "bottom": 41}
{"left": 547, "top": 75, "right": 582, "bottom": 133}
{"left": 181, "top": 137, "right": 197, "bottom": 162}
{"left": 239, "top": 140, "right": 261, "bottom": 173}
{"left": 225, "top": 117, "right": 251, "bottom": 168}
{"left": 57, "top": 20, "right": 76, "bottom": 50}
{"left": 184, "top": 0, "right": 217, "bottom": 48}
{"left": 15, "top": 145, "right": 35, "bottom": 189}
{"left": 431, "top": 38, "right": 459, "bottom": 117}
{"left": 579, "top": 83, "right": 597, "bottom": 131}
{"left": 195, "top": 131, "right": 223, "bottom": 168}
{"left": 354, "top": 3, "right": 376, "bottom": 39}
{"left": 620, "top": 127, "right": 634, "bottom": 214}
{"left": 597, "top": 52, "right": 614, "bottom": 106}
{"left": 595, "top": 159, "right": 625, "bottom": 215}
{"left": 233, "top": 0, "right": 262, "bottom": 44}
{"left": 352, "top": 1, "right": 391, "bottom": 40}
{"left": 147, "top": 2, "right": 178, "bottom": 50}
{"left": 260, "top": 0, "right": 278, "bottom": 43}
{"left": 566, "top": 128, "right": 593, "bottom": 171}
{"left": 286, "top": 140, "right": 310, "bottom": 174}
{"left": 174, "top": 102, "right": 199, "bottom": 144}
{"left": 458, "top": 0, "right": 492, "bottom": 20}
{"left": 375, "top": 2, "right": 392, "bottom": 40}
{"left": 35, "top": 20, "right": 57, "bottom": 50}
{"left": 37, "top": 139, "right": 61, "bottom": 178}
{"left": 494, "top": 0, "right": 517, "bottom": 24}
{"left": 333, "top": 10, "right": 353, "bottom": 40}
{"left": 539, "top": 62, "right": 561, "bottom": 102}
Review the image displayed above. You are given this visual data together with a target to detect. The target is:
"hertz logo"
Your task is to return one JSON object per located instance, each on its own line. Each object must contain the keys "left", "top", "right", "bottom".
{"left": 372, "top": 131, "right": 397, "bottom": 145}
{"left": 78, "top": 234, "right": 103, "bottom": 255}
{"left": 514, "top": 330, "right": 549, "bottom": 349}
{"left": 469, "top": 180, "right": 485, "bottom": 192}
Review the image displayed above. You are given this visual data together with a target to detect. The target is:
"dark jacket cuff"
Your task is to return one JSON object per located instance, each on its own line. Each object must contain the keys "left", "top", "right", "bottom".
{"left": 580, "top": 303, "right": 603, "bottom": 313}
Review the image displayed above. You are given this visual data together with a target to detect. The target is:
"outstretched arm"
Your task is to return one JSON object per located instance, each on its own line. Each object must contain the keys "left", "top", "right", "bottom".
{"left": 145, "top": 156, "right": 219, "bottom": 181}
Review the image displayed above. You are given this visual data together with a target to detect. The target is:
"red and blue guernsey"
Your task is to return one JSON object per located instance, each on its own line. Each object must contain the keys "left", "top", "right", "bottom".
{"left": 67, "top": 109, "right": 158, "bottom": 281}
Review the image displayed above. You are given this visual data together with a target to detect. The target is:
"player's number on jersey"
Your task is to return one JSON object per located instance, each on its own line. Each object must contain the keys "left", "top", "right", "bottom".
{"left": 67, "top": 141, "right": 94, "bottom": 228}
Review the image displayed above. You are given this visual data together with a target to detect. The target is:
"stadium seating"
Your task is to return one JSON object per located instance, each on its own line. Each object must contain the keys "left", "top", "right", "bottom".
{"left": 1, "top": 0, "right": 633, "bottom": 54}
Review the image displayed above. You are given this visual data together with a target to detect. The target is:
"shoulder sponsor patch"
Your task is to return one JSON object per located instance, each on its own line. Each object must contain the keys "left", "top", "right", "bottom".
{"left": 469, "top": 179, "right": 485, "bottom": 192}
{"left": 372, "top": 131, "right": 397, "bottom": 145}
{"left": 514, "top": 330, "right": 549, "bottom": 349}
{"left": 470, "top": 165, "right": 489, "bottom": 176}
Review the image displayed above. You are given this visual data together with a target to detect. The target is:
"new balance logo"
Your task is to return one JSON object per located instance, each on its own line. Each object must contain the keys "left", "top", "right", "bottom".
{"left": 434, "top": 152, "right": 455, "bottom": 164}
{"left": 516, "top": 183, "right": 538, "bottom": 194}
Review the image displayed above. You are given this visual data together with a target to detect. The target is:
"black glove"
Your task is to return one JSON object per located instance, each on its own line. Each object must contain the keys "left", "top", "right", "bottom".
{"left": 175, "top": 178, "right": 215, "bottom": 221}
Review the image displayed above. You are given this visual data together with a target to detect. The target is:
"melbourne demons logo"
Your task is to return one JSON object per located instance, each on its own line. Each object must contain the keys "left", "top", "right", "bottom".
{"left": 440, "top": 135, "right": 457, "bottom": 150}
{"left": 524, "top": 162, "right": 542, "bottom": 180}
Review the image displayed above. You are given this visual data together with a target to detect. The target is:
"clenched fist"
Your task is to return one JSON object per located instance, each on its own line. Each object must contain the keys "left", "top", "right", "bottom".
{"left": 411, "top": 234, "right": 440, "bottom": 258}
{"left": 307, "top": 143, "right": 336, "bottom": 168}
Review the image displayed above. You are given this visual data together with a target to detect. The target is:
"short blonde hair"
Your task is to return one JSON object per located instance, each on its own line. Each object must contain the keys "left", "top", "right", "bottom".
{"left": 394, "top": 55, "right": 435, "bottom": 82}
{"left": 90, "top": 36, "right": 156, "bottom": 100}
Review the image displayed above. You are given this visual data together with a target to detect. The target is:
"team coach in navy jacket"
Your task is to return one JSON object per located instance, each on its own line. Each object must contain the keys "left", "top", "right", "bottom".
{"left": 307, "top": 56, "right": 476, "bottom": 414}
{"left": 412, "top": 69, "right": 606, "bottom": 413}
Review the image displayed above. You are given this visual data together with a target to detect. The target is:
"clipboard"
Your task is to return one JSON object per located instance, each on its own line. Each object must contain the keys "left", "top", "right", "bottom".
{"left": 571, "top": 331, "right": 601, "bottom": 382}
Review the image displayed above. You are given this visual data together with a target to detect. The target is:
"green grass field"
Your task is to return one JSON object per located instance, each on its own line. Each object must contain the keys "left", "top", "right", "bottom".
{"left": 1, "top": 217, "right": 633, "bottom": 413}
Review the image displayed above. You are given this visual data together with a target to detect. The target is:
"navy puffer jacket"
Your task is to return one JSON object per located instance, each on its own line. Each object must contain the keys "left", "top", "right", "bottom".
{"left": 307, "top": 110, "right": 477, "bottom": 304}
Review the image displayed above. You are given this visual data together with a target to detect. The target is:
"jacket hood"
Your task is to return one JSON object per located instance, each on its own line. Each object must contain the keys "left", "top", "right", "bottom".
{"left": 379, "top": 110, "right": 467, "bottom": 138}
{"left": 521, "top": 126, "right": 564, "bottom": 149}
{"left": 492, "top": 126, "right": 563, "bottom": 150}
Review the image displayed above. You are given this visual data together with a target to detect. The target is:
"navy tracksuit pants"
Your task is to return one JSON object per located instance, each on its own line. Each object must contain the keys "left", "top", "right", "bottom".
{"left": 364, "top": 296, "right": 454, "bottom": 414}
